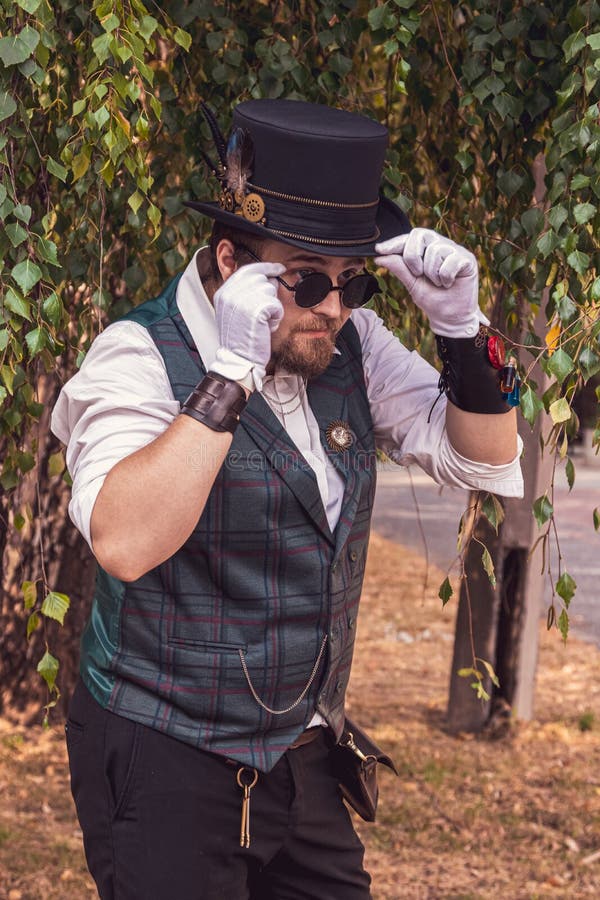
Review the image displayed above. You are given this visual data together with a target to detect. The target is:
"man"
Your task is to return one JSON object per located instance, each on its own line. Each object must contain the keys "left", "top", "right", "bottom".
{"left": 52, "top": 99, "right": 523, "bottom": 899}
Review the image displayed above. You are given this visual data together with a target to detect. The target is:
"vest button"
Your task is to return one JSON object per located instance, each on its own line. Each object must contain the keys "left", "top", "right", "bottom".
{"left": 349, "top": 550, "right": 358, "bottom": 562}
{"left": 348, "top": 617, "right": 355, "bottom": 629}
{"left": 331, "top": 562, "right": 338, "bottom": 574}
{"left": 335, "top": 680, "right": 343, "bottom": 694}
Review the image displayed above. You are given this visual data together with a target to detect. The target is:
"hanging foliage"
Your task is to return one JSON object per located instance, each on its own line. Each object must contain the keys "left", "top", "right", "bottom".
{"left": 1, "top": 0, "right": 598, "bottom": 706}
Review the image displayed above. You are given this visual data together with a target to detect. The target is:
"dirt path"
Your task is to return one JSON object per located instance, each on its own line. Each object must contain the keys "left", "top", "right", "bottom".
{"left": 1, "top": 532, "right": 599, "bottom": 900}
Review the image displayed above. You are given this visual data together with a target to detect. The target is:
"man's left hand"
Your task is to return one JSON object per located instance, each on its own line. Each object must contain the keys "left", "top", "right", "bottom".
{"left": 374, "top": 228, "right": 489, "bottom": 338}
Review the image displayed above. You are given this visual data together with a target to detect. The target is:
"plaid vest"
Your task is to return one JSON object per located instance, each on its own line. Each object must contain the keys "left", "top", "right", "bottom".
{"left": 80, "top": 274, "right": 377, "bottom": 772}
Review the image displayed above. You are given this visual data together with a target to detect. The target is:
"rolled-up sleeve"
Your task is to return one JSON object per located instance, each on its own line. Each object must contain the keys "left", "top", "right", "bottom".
{"left": 50, "top": 321, "right": 181, "bottom": 549}
{"left": 351, "top": 308, "right": 524, "bottom": 497}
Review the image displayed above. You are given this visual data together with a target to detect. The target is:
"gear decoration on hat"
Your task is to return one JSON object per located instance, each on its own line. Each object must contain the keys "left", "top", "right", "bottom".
{"left": 200, "top": 104, "right": 268, "bottom": 226}
{"left": 325, "top": 420, "right": 354, "bottom": 453}
{"left": 241, "top": 193, "right": 266, "bottom": 223}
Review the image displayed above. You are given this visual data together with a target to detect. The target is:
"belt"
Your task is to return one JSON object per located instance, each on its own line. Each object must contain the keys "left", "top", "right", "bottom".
{"left": 288, "top": 726, "right": 324, "bottom": 750}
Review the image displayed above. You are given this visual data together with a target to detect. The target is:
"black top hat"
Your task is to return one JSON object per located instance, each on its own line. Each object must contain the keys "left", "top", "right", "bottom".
{"left": 183, "top": 99, "right": 410, "bottom": 257}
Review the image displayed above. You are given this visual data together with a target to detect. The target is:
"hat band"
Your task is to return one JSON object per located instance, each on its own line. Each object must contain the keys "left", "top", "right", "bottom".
{"left": 269, "top": 226, "right": 381, "bottom": 246}
{"left": 259, "top": 192, "right": 379, "bottom": 244}
{"left": 247, "top": 182, "right": 379, "bottom": 210}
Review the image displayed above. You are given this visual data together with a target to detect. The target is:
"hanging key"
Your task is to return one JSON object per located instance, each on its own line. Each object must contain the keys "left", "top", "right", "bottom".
{"left": 236, "top": 766, "right": 258, "bottom": 848}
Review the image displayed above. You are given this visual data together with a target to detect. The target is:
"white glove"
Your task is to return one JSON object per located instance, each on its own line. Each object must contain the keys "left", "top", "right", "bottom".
{"left": 210, "top": 261, "right": 286, "bottom": 390}
{"left": 374, "top": 228, "right": 489, "bottom": 338}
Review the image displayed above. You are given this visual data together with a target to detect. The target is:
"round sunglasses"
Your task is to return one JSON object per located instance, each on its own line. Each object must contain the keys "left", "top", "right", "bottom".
{"left": 236, "top": 245, "right": 380, "bottom": 309}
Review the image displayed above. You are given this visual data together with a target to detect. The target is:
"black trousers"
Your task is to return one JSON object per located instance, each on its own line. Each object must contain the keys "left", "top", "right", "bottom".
{"left": 66, "top": 679, "right": 372, "bottom": 900}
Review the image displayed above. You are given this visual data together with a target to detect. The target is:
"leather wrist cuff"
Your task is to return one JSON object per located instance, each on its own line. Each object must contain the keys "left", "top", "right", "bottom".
{"left": 435, "top": 327, "right": 512, "bottom": 415}
{"left": 181, "top": 371, "right": 248, "bottom": 434}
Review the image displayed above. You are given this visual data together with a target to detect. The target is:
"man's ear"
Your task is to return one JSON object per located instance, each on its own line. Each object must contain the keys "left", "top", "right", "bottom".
{"left": 215, "top": 239, "right": 237, "bottom": 281}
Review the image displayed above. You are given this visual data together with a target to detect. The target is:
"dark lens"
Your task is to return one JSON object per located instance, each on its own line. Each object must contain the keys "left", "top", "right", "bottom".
{"left": 341, "top": 274, "right": 379, "bottom": 309}
{"left": 293, "top": 272, "right": 332, "bottom": 308}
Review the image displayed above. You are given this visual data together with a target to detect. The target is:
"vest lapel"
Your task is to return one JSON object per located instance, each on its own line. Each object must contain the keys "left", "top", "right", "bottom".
{"left": 170, "top": 311, "right": 335, "bottom": 546}
{"left": 307, "top": 334, "right": 372, "bottom": 557}
{"left": 241, "top": 394, "right": 335, "bottom": 545}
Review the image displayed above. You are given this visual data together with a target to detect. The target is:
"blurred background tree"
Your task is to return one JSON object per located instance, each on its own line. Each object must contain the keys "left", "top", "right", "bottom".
{"left": 0, "top": 0, "right": 598, "bottom": 723}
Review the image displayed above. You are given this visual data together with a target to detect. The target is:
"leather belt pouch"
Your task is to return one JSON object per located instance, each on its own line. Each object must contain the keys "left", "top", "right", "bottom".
{"left": 330, "top": 716, "right": 398, "bottom": 822}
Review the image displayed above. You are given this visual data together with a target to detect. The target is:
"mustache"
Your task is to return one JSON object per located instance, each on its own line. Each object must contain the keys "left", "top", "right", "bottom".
{"left": 291, "top": 315, "right": 342, "bottom": 335}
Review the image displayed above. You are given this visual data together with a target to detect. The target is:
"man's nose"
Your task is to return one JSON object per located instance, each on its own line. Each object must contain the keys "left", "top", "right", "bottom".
{"left": 313, "top": 286, "right": 343, "bottom": 317}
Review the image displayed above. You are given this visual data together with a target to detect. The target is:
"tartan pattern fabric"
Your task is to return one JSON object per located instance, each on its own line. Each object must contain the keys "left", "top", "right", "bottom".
{"left": 80, "top": 275, "right": 377, "bottom": 773}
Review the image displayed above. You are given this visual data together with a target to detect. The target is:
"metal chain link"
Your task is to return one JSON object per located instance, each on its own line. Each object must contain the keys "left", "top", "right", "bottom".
{"left": 238, "top": 635, "right": 328, "bottom": 715}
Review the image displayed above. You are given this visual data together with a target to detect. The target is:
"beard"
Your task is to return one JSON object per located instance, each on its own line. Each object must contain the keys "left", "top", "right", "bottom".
{"left": 270, "top": 314, "right": 343, "bottom": 379}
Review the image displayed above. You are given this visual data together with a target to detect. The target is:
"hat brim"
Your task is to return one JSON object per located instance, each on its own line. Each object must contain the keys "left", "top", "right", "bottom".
{"left": 182, "top": 196, "right": 410, "bottom": 257}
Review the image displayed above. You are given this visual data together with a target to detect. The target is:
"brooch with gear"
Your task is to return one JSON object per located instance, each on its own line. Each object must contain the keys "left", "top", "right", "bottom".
{"left": 325, "top": 420, "right": 354, "bottom": 452}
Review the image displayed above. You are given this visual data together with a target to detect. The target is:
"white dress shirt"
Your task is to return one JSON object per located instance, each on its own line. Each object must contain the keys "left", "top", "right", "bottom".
{"left": 51, "top": 250, "right": 523, "bottom": 551}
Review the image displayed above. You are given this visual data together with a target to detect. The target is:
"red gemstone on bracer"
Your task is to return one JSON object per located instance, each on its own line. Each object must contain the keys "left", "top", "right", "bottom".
{"left": 487, "top": 335, "right": 506, "bottom": 369}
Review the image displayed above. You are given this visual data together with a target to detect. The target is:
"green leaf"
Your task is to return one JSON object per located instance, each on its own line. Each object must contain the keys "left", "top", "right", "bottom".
{"left": 481, "top": 545, "right": 496, "bottom": 586}
{"left": 533, "top": 494, "right": 554, "bottom": 528}
{"left": 549, "top": 397, "right": 571, "bottom": 424}
{"left": 537, "top": 230, "right": 560, "bottom": 258}
{"left": 557, "top": 609, "right": 569, "bottom": 642}
{"left": 27, "top": 611, "right": 40, "bottom": 639}
{"left": 36, "top": 237, "right": 59, "bottom": 266}
{"left": 11, "top": 259, "right": 43, "bottom": 294}
{"left": 17, "top": 0, "right": 42, "bottom": 10}
{"left": 13, "top": 203, "right": 31, "bottom": 224}
{"left": 42, "top": 292, "right": 62, "bottom": 327}
{"left": 457, "top": 667, "right": 479, "bottom": 679}
{"left": 91, "top": 32, "right": 112, "bottom": 64}
{"left": 128, "top": 190, "right": 144, "bottom": 214}
{"left": 368, "top": 3, "right": 390, "bottom": 30}
{"left": 556, "top": 572, "right": 576, "bottom": 607}
{"left": 480, "top": 494, "right": 505, "bottom": 534}
{"left": 564, "top": 30, "right": 587, "bottom": 60}
{"left": 139, "top": 15, "right": 159, "bottom": 41}
{"left": 520, "top": 384, "right": 544, "bottom": 426}
{"left": 566, "top": 249, "right": 590, "bottom": 275}
{"left": 4, "top": 286, "right": 32, "bottom": 320}
{"left": 586, "top": 33, "right": 600, "bottom": 51}
{"left": 565, "top": 457, "right": 575, "bottom": 490}
{"left": 48, "top": 450, "right": 65, "bottom": 477}
{"left": 0, "top": 329, "right": 8, "bottom": 351}
{"left": 571, "top": 173, "right": 590, "bottom": 190}
{"left": 547, "top": 348, "right": 575, "bottom": 382}
{"left": 25, "top": 327, "right": 46, "bottom": 356}
{"left": 0, "top": 26, "right": 40, "bottom": 66}
{"left": 5, "top": 222, "right": 28, "bottom": 247}
{"left": 0, "top": 90, "right": 17, "bottom": 123}
{"left": 573, "top": 202, "right": 596, "bottom": 225}
{"left": 148, "top": 202, "right": 161, "bottom": 232}
{"left": 37, "top": 649, "right": 59, "bottom": 690}
{"left": 41, "top": 591, "right": 70, "bottom": 625}
{"left": 455, "top": 150, "right": 474, "bottom": 173}
{"left": 497, "top": 169, "right": 524, "bottom": 200}
{"left": 593, "top": 508, "right": 600, "bottom": 531}
{"left": 548, "top": 206, "right": 568, "bottom": 231}
{"left": 100, "top": 12, "right": 120, "bottom": 33}
{"left": 22, "top": 579, "right": 38, "bottom": 610}
{"left": 46, "top": 157, "right": 68, "bottom": 181}
{"left": 438, "top": 577, "right": 453, "bottom": 606}
{"left": 173, "top": 27, "right": 192, "bottom": 51}
{"left": 27, "top": 612, "right": 40, "bottom": 640}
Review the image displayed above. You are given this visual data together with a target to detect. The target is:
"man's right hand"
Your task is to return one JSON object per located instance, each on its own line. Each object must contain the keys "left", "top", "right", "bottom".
{"left": 210, "top": 261, "right": 286, "bottom": 389}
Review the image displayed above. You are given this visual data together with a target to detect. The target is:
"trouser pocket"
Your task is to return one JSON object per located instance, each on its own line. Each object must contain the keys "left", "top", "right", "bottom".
{"left": 104, "top": 712, "right": 143, "bottom": 821}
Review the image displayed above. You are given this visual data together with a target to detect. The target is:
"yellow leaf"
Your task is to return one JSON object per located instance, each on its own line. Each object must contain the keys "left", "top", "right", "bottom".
{"left": 545, "top": 321, "right": 561, "bottom": 355}
{"left": 115, "top": 109, "right": 131, "bottom": 138}
{"left": 72, "top": 146, "right": 91, "bottom": 182}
